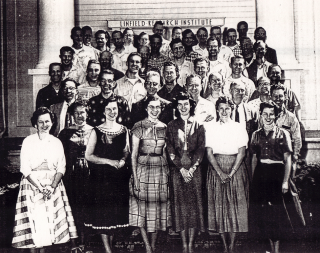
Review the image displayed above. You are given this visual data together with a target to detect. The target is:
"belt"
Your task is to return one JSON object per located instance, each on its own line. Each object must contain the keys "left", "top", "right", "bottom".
{"left": 261, "top": 159, "right": 284, "bottom": 164}
{"left": 140, "top": 153, "right": 162, "bottom": 157}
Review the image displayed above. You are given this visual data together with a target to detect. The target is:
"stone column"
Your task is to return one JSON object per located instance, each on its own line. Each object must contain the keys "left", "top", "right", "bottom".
{"left": 29, "top": 0, "right": 74, "bottom": 109}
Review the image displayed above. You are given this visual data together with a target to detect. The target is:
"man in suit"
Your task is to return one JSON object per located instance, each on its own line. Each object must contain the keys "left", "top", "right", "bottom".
{"left": 50, "top": 78, "right": 79, "bottom": 137}
{"left": 254, "top": 27, "right": 278, "bottom": 64}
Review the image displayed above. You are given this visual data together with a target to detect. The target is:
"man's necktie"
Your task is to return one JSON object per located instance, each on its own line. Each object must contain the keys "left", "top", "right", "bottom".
{"left": 235, "top": 105, "right": 240, "bottom": 123}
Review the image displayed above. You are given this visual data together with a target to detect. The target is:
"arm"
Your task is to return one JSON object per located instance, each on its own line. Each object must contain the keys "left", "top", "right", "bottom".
{"left": 206, "top": 147, "right": 230, "bottom": 183}
{"left": 131, "top": 134, "right": 140, "bottom": 190}
{"left": 291, "top": 117, "right": 302, "bottom": 162}
{"left": 251, "top": 154, "right": 258, "bottom": 178}
{"left": 190, "top": 124, "right": 206, "bottom": 174}
{"left": 118, "top": 129, "right": 130, "bottom": 169}
{"left": 85, "top": 129, "right": 119, "bottom": 168}
{"left": 228, "top": 146, "right": 246, "bottom": 178}
{"left": 282, "top": 152, "right": 292, "bottom": 193}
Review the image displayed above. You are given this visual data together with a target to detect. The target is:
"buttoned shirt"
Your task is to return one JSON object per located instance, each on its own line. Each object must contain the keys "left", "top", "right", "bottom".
{"left": 111, "top": 48, "right": 130, "bottom": 73}
{"left": 62, "top": 63, "right": 85, "bottom": 84}
{"left": 78, "top": 79, "right": 101, "bottom": 101}
{"left": 114, "top": 74, "right": 145, "bottom": 110}
{"left": 223, "top": 75, "right": 256, "bottom": 102}
{"left": 72, "top": 45, "right": 98, "bottom": 73}
{"left": 228, "top": 44, "right": 242, "bottom": 56}
{"left": 192, "top": 44, "right": 209, "bottom": 58}
{"left": 250, "top": 126, "right": 292, "bottom": 161}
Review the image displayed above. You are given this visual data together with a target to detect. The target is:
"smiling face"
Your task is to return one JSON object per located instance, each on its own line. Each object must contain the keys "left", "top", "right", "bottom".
{"left": 104, "top": 101, "right": 118, "bottom": 122}
{"left": 60, "top": 51, "right": 73, "bottom": 66}
{"left": 172, "top": 28, "right": 182, "bottom": 39}
{"left": 227, "top": 31, "right": 237, "bottom": 46}
{"left": 194, "top": 61, "right": 209, "bottom": 78}
{"left": 210, "top": 28, "right": 221, "bottom": 41}
{"left": 207, "top": 39, "right": 219, "bottom": 57}
{"left": 49, "top": 65, "right": 62, "bottom": 83}
{"left": 238, "top": 24, "right": 248, "bottom": 38}
{"left": 197, "top": 29, "right": 208, "bottom": 44}
{"left": 240, "top": 38, "right": 253, "bottom": 57}
{"left": 100, "top": 73, "right": 115, "bottom": 96}
{"left": 172, "top": 42, "right": 185, "bottom": 59}
{"left": 139, "top": 34, "right": 149, "bottom": 47}
{"left": 146, "top": 100, "right": 161, "bottom": 120}
{"left": 63, "top": 81, "right": 78, "bottom": 102}
{"left": 127, "top": 55, "right": 142, "bottom": 74}
{"left": 163, "top": 65, "right": 177, "bottom": 84}
{"left": 271, "top": 88, "right": 285, "bottom": 108}
{"left": 208, "top": 74, "right": 222, "bottom": 92}
{"left": 258, "top": 80, "right": 271, "bottom": 95}
{"left": 255, "top": 41, "right": 267, "bottom": 58}
{"left": 83, "top": 29, "right": 92, "bottom": 46}
{"left": 71, "top": 30, "right": 83, "bottom": 48}
{"left": 124, "top": 30, "right": 134, "bottom": 44}
{"left": 183, "top": 32, "right": 194, "bottom": 47}
{"left": 186, "top": 76, "right": 202, "bottom": 99}
{"left": 150, "top": 37, "right": 162, "bottom": 54}
{"left": 112, "top": 32, "right": 124, "bottom": 48}
{"left": 96, "top": 33, "right": 107, "bottom": 49}
{"left": 153, "top": 24, "right": 164, "bottom": 36}
{"left": 230, "top": 82, "right": 245, "bottom": 103}
{"left": 268, "top": 66, "right": 282, "bottom": 83}
{"left": 145, "top": 74, "right": 161, "bottom": 95}
{"left": 99, "top": 51, "right": 112, "bottom": 70}
{"left": 36, "top": 113, "right": 53, "bottom": 134}
{"left": 177, "top": 99, "right": 190, "bottom": 117}
{"left": 217, "top": 103, "right": 232, "bottom": 123}
{"left": 73, "top": 105, "right": 87, "bottom": 126}
{"left": 261, "top": 107, "right": 275, "bottom": 127}
{"left": 231, "top": 58, "right": 245, "bottom": 76}
{"left": 87, "top": 62, "right": 101, "bottom": 81}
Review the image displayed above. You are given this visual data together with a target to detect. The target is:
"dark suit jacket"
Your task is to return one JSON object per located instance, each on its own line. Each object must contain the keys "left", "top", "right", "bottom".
{"left": 265, "top": 46, "right": 278, "bottom": 64}
{"left": 36, "top": 83, "right": 64, "bottom": 109}
{"left": 50, "top": 102, "right": 73, "bottom": 137}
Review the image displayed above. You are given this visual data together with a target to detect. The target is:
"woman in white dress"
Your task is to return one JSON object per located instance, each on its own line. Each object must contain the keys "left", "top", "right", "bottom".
{"left": 12, "top": 107, "right": 77, "bottom": 253}
{"left": 205, "top": 96, "right": 249, "bottom": 253}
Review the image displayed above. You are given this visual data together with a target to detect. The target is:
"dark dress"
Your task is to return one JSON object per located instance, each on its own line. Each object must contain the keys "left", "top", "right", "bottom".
{"left": 85, "top": 125, "right": 130, "bottom": 233}
{"left": 166, "top": 117, "right": 205, "bottom": 232}
{"left": 250, "top": 126, "right": 293, "bottom": 241}
{"left": 58, "top": 124, "right": 93, "bottom": 232}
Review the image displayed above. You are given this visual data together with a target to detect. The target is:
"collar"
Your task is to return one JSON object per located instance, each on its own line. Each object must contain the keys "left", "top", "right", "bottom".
{"left": 124, "top": 74, "right": 143, "bottom": 84}
{"left": 178, "top": 115, "right": 194, "bottom": 125}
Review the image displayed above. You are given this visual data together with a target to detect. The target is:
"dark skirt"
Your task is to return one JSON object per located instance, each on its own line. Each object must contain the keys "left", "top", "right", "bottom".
{"left": 170, "top": 164, "right": 205, "bottom": 232}
{"left": 249, "top": 162, "right": 291, "bottom": 241}
{"left": 207, "top": 154, "right": 249, "bottom": 233}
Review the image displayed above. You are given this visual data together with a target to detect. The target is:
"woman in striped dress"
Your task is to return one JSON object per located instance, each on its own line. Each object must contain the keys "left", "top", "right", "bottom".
{"left": 129, "top": 95, "right": 171, "bottom": 253}
{"left": 12, "top": 107, "right": 78, "bottom": 253}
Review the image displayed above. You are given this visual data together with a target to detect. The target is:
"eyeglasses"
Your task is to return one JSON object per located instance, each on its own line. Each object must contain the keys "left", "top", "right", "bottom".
{"left": 64, "top": 87, "right": 76, "bottom": 91}
{"left": 147, "top": 105, "right": 161, "bottom": 111}
{"left": 101, "top": 79, "right": 114, "bottom": 84}
{"left": 145, "top": 81, "right": 159, "bottom": 87}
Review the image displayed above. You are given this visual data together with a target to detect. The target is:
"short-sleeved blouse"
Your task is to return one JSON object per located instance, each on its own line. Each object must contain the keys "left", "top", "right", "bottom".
{"left": 205, "top": 120, "right": 248, "bottom": 155}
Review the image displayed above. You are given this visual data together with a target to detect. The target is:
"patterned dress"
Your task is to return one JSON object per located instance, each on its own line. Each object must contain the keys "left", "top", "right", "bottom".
{"left": 129, "top": 118, "right": 171, "bottom": 232}
{"left": 85, "top": 125, "right": 130, "bottom": 233}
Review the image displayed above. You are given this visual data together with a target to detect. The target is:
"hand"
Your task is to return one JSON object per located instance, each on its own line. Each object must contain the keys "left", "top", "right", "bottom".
{"left": 42, "top": 185, "right": 55, "bottom": 199}
{"left": 180, "top": 168, "right": 192, "bottom": 183}
{"left": 109, "top": 160, "right": 120, "bottom": 169}
{"left": 204, "top": 114, "right": 215, "bottom": 122}
{"left": 219, "top": 172, "right": 230, "bottom": 184}
{"left": 282, "top": 181, "right": 289, "bottom": 194}
{"left": 134, "top": 178, "right": 140, "bottom": 191}
{"left": 118, "top": 160, "right": 125, "bottom": 169}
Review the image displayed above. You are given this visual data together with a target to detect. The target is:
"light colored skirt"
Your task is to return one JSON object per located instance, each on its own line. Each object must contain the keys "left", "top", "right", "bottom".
{"left": 207, "top": 154, "right": 249, "bottom": 233}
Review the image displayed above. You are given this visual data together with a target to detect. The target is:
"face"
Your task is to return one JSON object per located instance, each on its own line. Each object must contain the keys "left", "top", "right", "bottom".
{"left": 71, "top": 30, "right": 83, "bottom": 48}
{"left": 104, "top": 101, "right": 118, "bottom": 122}
{"left": 177, "top": 99, "right": 190, "bottom": 117}
{"left": 231, "top": 58, "right": 245, "bottom": 75}
{"left": 139, "top": 46, "right": 150, "bottom": 62}
{"left": 36, "top": 113, "right": 52, "bottom": 134}
{"left": 194, "top": 61, "right": 209, "bottom": 78}
{"left": 139, "top": 34, "right": 149, "bottom": 46}
{"left": 150, "top": 37, "right": 162, "bottom": 54}
{"left": 172, "top": 28, "right": 182, "bottom": 39}
{"left": 96, "top": 33, "right": 107, "bottom": 48}
{"left": 153, "top": 24, "right": 164, "bottom": 36}
{"left": 261, "top": 107, "right": 275, "bottom": 126}
{"left": 183, "top": 32, "right": 194, "bottom": 47}
{"left": 211, "top": 28, "right": 221, "bottom": 41}
{"left": 258, "top": 81, "right": 271, "bottom": 95}
{"left": 255, "top": 41, "right": 267, "bottom": 58}
{"left": 99, "top": 52, "right": 112, "bottom": 69}
{"left": 163, "top": 65, "right": 177, "bottom": 83}
{"left": 230, "top": 83, "right": 245, "bottom": 102}
{"left": 208, "top": 74, "right": 222, "bottom": 92}
{"left": 238, "top": 24, "right": 248, "bottom": 37}
{"left": 83, "top": 29, "right": 92, "bottom": 46}
{"left": 268, "top": 66, "right": 282, "bottom": 82}
{"left": 100, "top": 73, "right": 115, "bottom": 96}
{"left": 186, "top": 77, "right": 202, "bottom": 98}
{"left": 127, "top": 55, "right": 142, "bottom": 74}
{"left": 227, "top": 31, "right": 237, "bottom": 45}
{"left": 60, "top": 51, "right": 73, "bottom": 66}
{"left": 271, "top": 88, "right": 285, "bottom": 108}
{"left": 197, "top": 29, "right": 208, "bottom": 44}
{"left": 255, "top": 28, "right": 266, "bottom": 42}
{"left": 49, "top": 65, "right": 62, "bottom": 83}
{"left": 63, "top": 81, "right": 78, "bottom": 101}
{"left": 87, "top": 63, "right": 101, "bottom": 81}
{"left": 217, "top": 103, "right": 232, "bottom": 122}
{"left": 145, "top": 74, "right": 161, "bottom": 95}
{"left": 172, "top": 42, "right": 185, "bottom": 59}
{"left": 112, "top": 32, "right": 124, "bottom": 48}
{"left": 73, "top": 106, "right": 87, "bottom": 125}
{"left": 207, "top": 40, "right": 219, "bottom": 56}
{"left": 240, "top": 38, "right": 253, "bottom": 57}
{"left": 124, "top": 30, "right": 134, "bottom": 44}
{"left": 146, "top": 100, "right": 161, "bottom": 120}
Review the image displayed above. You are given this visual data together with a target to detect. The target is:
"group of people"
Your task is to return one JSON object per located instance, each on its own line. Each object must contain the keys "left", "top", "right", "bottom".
{"left": 12, "top": 20, "right": 304, "bottom": 253}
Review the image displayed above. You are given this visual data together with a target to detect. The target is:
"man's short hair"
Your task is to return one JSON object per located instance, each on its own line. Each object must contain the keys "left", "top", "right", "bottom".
{"left": 61, "top": 78, "right": 80, "bottom": 89}
{"left": 99, "top": 69, "right": 115, "bottom": 81}
{"left": 227, "top": 28, "right": 237, "bottom": 35}
{"left": 60, "top": 46, "right": 75, "bottom": 56}
{"left": 153, "top": 21, "right": 164, "bottom": 28}
{"left": 49, "top": 63, "right": 62, "bottom": 72}
{"left": 138, "top": 32, "right": 148, "bottom": 40}
{"left": 71, "top": 27, "right": 82, "bottom": 36}
{"left": 267, "top": 64, "right": 282, "bottom": 76}
{"left": 82, "top": 26, "right": 92, "bottom": 34}
{"left": 146, "top": 68, "right": 161, "bottom": 77}
{"left": 87, "top": 59, "right": 101, "bottom": 71}
{"left": 123, "top": 27, "right": 133, "bottom": 35}
{"left": 150, "top": 34, "right": 162, "bottom": 44}
{"left": 206, "top": 37, "right": 221, "bottom": 48}
{"left": 127, "top": 52, "right": 142, "bottom": 63}
{"left": 197, "top": 27, "right": 208, "bottom": 36}
{"left": 257, "top": 76, "right": 271, "bottom": 86}
{"left": 186, "top": 74, "right": 202, "bottom": 85}
{"left": 169, "top": 38, "right": 184, "bottom": 50}
{"left": 112, "top": 30, "right": 124, "bottom": 38}
{"left": 182, "top": 29, "right": 194, "bottom": 38}
{"left": 259, "top": 101, "right": 278, "bottom": 116}
{"left": 239, "top": 36, "right": 252, "bottom": 44}
{"left": 210, "top": 26, "right": 221, "bottom": 34}
{"left": 253, "top": 40, "right": 267, "bottom": 51}
{"left": 172, "top": 26, "right": 182, "bottom": 34}
{"left": 237, "top": 21, "right": 248, "bottom": 31}
{"left": 270, "top": 84, "right": 286, "bottom": 96}
{"left": 229, "top": 80, "right": 244, "bottom": 91}
{"left": 230, "top": 55, "right": 245, "bottom": 65}
{"left": 255, "top": 27, "right": 266, "bottom": 35}
{"left": 194, "top": 57, "right": 210, "bottom": 68}
{"left": 163, "top": 61, "right": 180, "bottom": 78}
